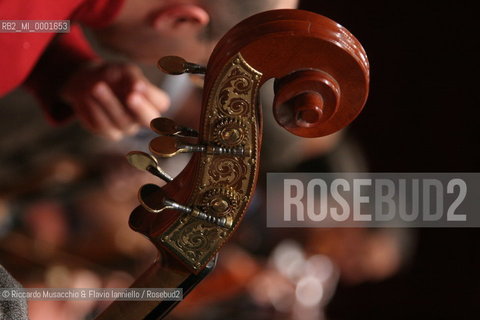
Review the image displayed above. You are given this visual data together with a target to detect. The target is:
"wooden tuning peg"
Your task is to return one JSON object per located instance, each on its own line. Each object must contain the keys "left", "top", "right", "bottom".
{"left": 150, "top": 117, "right": 198, "bottom": 137}
{"left": 149, "top": 136, "right": 250, "bottom": 158}
{"left": 157, "top": 56, "right": 206, "bottom": 75}
{"left": 126, "top": 151, "right": 173, "bottom": 182}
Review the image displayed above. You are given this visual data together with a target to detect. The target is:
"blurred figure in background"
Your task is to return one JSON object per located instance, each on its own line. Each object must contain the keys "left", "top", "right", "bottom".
{"left": 1, "top": 1, "right": 299, "bottom": 319}
{"left": 0, "top": 0, "right": 298, "bottom": 140}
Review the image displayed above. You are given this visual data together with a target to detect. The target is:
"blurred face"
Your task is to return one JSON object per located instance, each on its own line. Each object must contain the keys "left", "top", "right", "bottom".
{"left": 93, "top": 0, "right": 299, "bottom": 65}
{"left": 92, "top": 0, "right": 213, "bottom": 64}
{"left": 94, "top": 24, "right": 214, "bottom": 65}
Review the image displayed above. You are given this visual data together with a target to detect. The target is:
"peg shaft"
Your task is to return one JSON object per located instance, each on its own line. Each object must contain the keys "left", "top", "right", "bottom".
{"left": 149, "top": 136, "right": 250, "bottom": 158}
{"left": 138, "top": 184, "right": 233, "bottom": 229}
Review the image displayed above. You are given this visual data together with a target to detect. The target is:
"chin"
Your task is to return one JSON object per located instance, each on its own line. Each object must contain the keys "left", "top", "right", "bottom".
{"left": 123, "top": 50, "right": 159, "bottom": 65}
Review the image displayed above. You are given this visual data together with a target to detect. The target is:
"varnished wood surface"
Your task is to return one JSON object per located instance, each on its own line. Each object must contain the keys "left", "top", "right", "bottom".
{"left": 99, "top": 9, "right": 370, "bottom": 320}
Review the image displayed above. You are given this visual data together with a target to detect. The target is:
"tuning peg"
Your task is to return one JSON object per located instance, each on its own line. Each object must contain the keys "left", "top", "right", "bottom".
{"left": 149, "top": 136, "right": 251, "bottom": 158}
{"left": 126, "top": 151, "right": 173, "bottom": 183}
{"left": 150, "top": 117, "right": 198, "bottom": 138}
{"left": 157, "top": 56, "right": 206, "bottom": 75}
{"left": 138, "top": 184, "right": 233, "bottom": 229}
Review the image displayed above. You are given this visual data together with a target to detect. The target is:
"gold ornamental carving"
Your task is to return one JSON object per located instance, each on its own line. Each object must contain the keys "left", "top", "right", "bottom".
{"left": 160, "top": 53, "right": 262, "bottom": 272}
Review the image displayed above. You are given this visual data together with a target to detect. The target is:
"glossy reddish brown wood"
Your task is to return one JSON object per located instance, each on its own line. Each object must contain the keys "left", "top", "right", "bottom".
{"left": 97, "top": 9, "right": 369, "bottom": 320}
{"left": 129, "top": 8, "right": 369, "bottom": 254}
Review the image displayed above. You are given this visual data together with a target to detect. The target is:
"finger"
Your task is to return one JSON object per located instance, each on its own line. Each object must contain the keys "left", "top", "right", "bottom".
{"left": 117, "top": 65, "right": 169, "bottom": 113}
{"left": 83, "top": 97, "right": 123, "bottom": 140}
{"left": 136, "top": 81, "right": 170, "bottom": 114}
{"left": 117, "top": 64, "right": 144, "bottom": 92}
{"left": 72, "top": 102, "right": 96, "bottom": 133}
{"left": 92, "top": 82, "right": 137, "bottom": 132}
{"left": 127, "top": 93, "right": 161, "bottom": 127}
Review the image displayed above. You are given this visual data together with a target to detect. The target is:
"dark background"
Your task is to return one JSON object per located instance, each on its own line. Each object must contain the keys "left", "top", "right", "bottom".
{"left": 301, "top": 1, "right": 479, "bottom": 319}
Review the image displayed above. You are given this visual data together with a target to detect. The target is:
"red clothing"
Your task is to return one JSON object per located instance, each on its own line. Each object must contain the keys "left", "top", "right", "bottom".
{"left": 0, "top": 0, "right": 124, "bottom": 122}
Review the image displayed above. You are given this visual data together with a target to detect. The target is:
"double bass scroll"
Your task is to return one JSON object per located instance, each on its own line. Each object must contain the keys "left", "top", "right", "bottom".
{"left": 96, "top": 9, "right": 369, "bottom": 320}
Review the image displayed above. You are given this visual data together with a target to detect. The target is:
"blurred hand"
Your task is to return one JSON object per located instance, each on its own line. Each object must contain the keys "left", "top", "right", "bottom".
{"left": 62, "top": 62, "right": 170, "bottom": 140}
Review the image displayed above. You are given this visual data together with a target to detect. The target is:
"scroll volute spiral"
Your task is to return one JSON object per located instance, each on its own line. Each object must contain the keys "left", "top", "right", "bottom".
{"left": 207, "top": 9, "right": 369, "bottom": 137}
{"left": 128, "top": 9, "right": 369, "bottom": 273}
